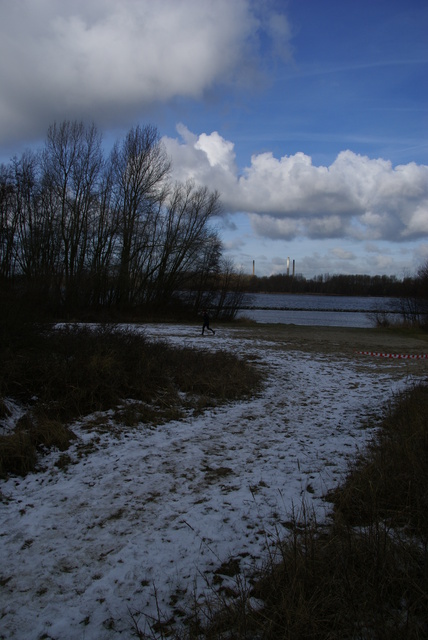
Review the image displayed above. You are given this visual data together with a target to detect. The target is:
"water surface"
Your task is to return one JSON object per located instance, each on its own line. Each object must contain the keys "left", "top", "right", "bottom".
{"left": 236, "top": 293, "right": 401, "bottom": 328}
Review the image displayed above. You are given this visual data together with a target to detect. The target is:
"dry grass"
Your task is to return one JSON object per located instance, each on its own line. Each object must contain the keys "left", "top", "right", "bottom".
{"left": 2, "top": 324, "right": 261, "bottom": 421}
{"left": 330, "top": 384, "right": 428, "bottom": 536}
{"left": 157, "top": 384, "right": 428, "bottom": 640}
{"left": 0, "top": 321, "right": 262, "bottom": 478}
{"left": 0, "top": 412, "right": 77, "bottom": 477}
{"left": 0, "top": 431, "right": 37, "bottom": 478}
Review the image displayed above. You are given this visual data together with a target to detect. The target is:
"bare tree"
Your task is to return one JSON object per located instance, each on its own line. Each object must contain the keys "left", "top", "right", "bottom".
{"left": 1, "top": 120, "right": 242, "bottom": 318}
{"left": 85, "top": 161, "right": 119, "bottom": 307}
{"left": 0, "top": 163, "right": 17, "bottom": 280}
{"left": 13, "top": 151, "right": 45, "bottom": 280}
{"left": 109, "top": 124, "right": 171, "bottom": 307}
{"left": 41, "top": 121, "right": 104, "bottom": 308}
{"left": 186, "top": 232, "right": 223, "bottom": 312}
{"left": 214, "top": 258, "right": 246, "bottom": 319}
{"left": 146, "top": 181, "right": 222, "bottom": 306}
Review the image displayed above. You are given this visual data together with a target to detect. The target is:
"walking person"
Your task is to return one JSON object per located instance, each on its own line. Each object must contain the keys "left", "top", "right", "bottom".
{"left": 201, "top": 309, "right": 215, "bottom": 335}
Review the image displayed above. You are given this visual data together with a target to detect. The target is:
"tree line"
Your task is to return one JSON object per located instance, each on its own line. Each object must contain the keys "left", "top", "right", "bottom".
{"left": 245, "top": 271, "right": 425, "bottom": 298}
{"left": 0, "top": 121, "right": 244, "bottom": 318}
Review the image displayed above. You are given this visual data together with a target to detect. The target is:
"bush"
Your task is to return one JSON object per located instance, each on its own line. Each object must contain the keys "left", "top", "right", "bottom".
{"left": 0, "top": 412, "right": 77, "bottom": 478}
{"left": 0, "top": 431, "right": 37, "bottom": 478}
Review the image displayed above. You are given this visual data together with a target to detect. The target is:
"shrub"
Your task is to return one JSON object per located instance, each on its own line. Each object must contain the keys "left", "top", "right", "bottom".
{"left": 0, "top": 412, "right": 77, "bottom": 478}
{"left": 2, "top": 324, "right": 262, "bottom": 422}
{"left": 0, "top": 431, "right": 37, "bottom": 478}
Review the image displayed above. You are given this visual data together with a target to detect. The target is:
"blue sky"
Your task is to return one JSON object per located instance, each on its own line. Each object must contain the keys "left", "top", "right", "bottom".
{"left": 1, "top": 0, "right": 427, "bottom": 278}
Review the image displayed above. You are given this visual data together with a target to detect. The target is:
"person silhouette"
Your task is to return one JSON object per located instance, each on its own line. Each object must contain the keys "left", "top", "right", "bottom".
{"left": 201, "top": 310, "right": 215, "bottom": 335}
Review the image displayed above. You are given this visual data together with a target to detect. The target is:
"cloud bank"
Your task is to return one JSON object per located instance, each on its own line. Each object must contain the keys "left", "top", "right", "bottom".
{"left": 163, "top": 125, "right": 428, "bottom": 245}
{"left": 0, "top": 0, "right": 282, "bottom": 147}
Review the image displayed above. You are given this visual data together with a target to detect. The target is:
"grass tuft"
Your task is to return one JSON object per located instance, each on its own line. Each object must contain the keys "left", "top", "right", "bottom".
{"left": 0, "top": 431, "right": 37, "bottom": 478}
{"left": 330, "top": 383, "right": 428, "bottom": 536}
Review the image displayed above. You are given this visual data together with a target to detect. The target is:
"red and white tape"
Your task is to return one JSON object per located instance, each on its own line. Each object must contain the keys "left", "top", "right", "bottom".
{"left": 356, "top": 352, "right": 428, "bottom": 359}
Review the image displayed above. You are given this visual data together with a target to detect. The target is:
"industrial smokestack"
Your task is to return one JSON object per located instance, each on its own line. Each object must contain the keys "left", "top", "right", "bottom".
{"left": 287, "top": 256, "right": 290, "bottom": 276}
{"left": 252, "top": 260, "right": 255, "bottom": 276}
{"left": 292, "top": 259, "right": 295, "bottom": 277}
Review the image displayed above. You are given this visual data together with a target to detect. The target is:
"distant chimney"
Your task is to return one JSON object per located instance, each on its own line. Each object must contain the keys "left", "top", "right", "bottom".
{"left": 292, "top": 259, "right": 295, "bottom": 277}
{"left": 252, "top": 260, "right": 255, "bottom": 276}
{"left": 287, "top": 257, "right": 290, "bottom": 276}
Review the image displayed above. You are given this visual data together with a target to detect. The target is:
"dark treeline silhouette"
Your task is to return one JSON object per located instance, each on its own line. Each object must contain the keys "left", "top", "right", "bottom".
{"left": 0, "top": 120, "right": 245, "bottom": 320}
{"left": 245, "top": 272, "right": 413, "bottom": 297}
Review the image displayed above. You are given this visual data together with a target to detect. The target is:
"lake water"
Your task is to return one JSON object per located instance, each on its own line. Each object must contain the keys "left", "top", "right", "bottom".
{"left": 236, "top": 293, "right": 402, "bottom": 328}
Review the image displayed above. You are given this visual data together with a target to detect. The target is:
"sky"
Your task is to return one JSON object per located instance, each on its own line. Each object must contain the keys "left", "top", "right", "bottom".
{"left": 1, "top": 0, "right": 427, "bottom": 278}
{"left": 2, "top": 323, "right": 425, "bottom": 638}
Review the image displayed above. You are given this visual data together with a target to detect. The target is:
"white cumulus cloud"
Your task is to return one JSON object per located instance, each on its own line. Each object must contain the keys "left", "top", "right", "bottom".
{"left": 163, "top": 126, "right": 428, "bottom": 244}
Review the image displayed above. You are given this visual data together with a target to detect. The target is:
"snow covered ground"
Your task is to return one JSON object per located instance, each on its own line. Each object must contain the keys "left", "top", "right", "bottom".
{"left": 0, "top": 324, "right": 426, "bottom": 639}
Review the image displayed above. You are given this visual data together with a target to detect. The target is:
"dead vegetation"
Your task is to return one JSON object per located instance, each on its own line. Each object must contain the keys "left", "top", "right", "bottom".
{"left": 151, "top": 383, "right": 428, "bottom": 640}
{"left": 0, "top": 321, "right": 262, "bottom": 478}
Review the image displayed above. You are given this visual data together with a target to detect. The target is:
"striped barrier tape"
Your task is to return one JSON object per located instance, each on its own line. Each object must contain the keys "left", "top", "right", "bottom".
{"left": 356, "top": 352, "right": 428, "bottom": 359}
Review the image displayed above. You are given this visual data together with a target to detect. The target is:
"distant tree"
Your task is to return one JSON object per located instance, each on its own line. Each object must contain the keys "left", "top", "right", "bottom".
{"left": 417, "top": 260, "right": 428, "bottom": 298}
{"left": 396, "top": 261, "right": 428, "bottom": 326}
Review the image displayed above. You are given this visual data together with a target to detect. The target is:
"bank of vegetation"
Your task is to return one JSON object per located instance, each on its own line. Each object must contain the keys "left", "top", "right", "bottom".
{"left": 0, "top": 317, "right": 262, "bottom": 478}
{"left": 247, "top": 265, "right": 426, "bottom": 305}
{"left": 245, "top": 271, "right": 408, "bottom": 296}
